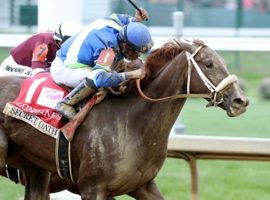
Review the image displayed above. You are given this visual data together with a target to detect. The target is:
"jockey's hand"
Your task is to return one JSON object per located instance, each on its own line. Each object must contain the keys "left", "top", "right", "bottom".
{"left": 135, "top": 8, "right": 149, "bottom": 22}
{"left": 138, "top": 68, "right": 146, "bottom": 79}
{"left": 126, "top": 68, "right": 146, "bottom": 80}
{"left": 95, "top": 88, "right": 108, "bottom": 104}
{"left": 119, "top": 85, "right": 128, "bottom": 93}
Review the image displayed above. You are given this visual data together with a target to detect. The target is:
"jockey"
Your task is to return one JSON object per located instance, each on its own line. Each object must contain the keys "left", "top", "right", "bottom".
{"left": 51, "top": 9, "right": 153, "bottom": 119}
{"left": 0, "top": 21, "right": 83, "bottom": 77}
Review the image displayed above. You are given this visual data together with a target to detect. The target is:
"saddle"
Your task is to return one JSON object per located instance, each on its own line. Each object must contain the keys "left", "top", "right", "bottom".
{"left": 3, "top": 72, "right": 68, "bottom": 138}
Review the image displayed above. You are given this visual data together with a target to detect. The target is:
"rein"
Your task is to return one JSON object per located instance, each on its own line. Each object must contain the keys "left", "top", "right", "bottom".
{"left": 136, "top": 79, "right": 211, "bottom": 102}
{"left": 136, "top": 43, "right": 238, "bottom": 105}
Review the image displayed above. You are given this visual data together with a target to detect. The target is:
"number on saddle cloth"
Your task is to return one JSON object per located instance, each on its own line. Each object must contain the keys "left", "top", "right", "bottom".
{"left": 3, "top": 72, "right": 69, "bottom": 138}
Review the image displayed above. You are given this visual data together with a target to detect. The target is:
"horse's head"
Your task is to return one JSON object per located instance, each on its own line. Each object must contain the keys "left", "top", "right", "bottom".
{"left": 177, "top": 39, "right": 249, "bottom": 117}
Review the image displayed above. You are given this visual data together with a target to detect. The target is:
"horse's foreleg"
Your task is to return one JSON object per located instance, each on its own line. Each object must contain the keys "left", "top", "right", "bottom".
{"left": 0, "top": 128, "right": 8, "bottom": 169}
{"left": 24, "top": 165, "right": 51, "bottom": 200}
{"left": 128, "top": 180, "right": 165, "bottom": 200}
{"left": 79, "top": 185, "right": 106, "bottom": 200}
{"left": 78, "top": 178, "right": 114, "bottom": 200}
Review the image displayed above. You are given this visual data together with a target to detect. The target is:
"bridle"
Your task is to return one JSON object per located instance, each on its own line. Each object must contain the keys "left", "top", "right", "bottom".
{"left": 136, "top": 42, "right": 238, "bottom": 107}
{"left": 186, "top": 46, "right": 238, "bottom": 106}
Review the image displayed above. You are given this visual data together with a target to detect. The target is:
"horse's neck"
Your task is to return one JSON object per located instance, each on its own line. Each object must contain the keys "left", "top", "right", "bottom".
{"left": 135, "top": 52, "right": 188, "bottom": 141}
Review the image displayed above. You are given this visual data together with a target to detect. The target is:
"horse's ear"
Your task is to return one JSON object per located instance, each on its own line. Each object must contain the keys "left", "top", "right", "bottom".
{"left": 193, "top": 39, "right": 205, "bottom": 46}
{"left": 176, "top": 39, "right": 193, "bottom": 52}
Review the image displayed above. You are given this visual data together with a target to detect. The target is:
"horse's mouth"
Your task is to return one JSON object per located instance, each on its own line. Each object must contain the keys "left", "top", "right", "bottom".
{"left": 213, "top": 94, "right": 249, "bottom": 117}
{"left": 225, "top": 97, "right": 249, "bottom": 117}
{"left": 226, "top": 106, "right": 247, "bottom": 117}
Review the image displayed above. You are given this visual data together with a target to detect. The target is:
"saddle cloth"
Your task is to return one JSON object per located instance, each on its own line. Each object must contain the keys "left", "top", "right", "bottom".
{"left": 3, "top": 72, "right": 68, "bottom": 138}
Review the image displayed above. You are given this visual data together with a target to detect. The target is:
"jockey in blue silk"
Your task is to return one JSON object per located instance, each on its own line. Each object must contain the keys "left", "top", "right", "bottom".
{"left": 50, "top": 8, "right": 153, "bottom": 119}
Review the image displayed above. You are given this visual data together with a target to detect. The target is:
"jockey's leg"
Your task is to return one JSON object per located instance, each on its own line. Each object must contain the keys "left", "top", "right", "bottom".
{"left": 0, "top": 129, "right": 8, "bottom": 169}
{"left": 55, "top": 78, "right": 97, "bottom": 119}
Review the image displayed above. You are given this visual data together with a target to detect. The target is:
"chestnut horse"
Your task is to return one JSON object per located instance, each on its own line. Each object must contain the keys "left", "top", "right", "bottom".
{"left": 0, "top": 39, "right": 248, "bottom": 200}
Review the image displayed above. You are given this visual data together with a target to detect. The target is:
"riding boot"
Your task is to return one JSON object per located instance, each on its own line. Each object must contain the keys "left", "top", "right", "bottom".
{"left": 55, "top": 79, "right": 97, "bottom": 119}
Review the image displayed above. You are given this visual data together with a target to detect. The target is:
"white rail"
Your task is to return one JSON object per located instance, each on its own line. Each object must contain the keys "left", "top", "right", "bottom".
{"left": 0, "top": 34, "right": 31, "bottom": 48}
{"left": 167, "top": 135, "right": 270, "bottom": 200}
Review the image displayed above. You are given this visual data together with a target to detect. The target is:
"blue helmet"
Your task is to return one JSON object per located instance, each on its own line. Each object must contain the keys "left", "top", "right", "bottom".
{"left": 119, "top": 22, "right": 153, "bottom": 53}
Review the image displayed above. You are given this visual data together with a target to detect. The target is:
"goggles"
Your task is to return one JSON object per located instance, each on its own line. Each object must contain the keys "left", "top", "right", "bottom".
{"left": 120, "top": 25, "right": 153, "bottom": 54}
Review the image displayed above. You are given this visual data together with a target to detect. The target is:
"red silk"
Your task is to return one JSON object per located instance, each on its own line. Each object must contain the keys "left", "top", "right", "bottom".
{"left": 10, "top": 72, "right": 68, "bottom": 128}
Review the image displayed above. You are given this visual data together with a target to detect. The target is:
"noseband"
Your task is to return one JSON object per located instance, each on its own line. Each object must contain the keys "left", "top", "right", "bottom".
{"left": 136, "top": 43, "right": 238, "bottom": 106}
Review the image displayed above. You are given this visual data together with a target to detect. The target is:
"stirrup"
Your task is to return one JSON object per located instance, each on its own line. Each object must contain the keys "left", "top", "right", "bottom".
{"left": 55, "top": 102, "right": 77, "bottom": 119}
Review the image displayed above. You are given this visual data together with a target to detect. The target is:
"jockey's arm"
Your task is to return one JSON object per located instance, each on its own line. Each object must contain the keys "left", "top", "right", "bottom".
{"left": 109, "top": 9, "right": 149, "bottom": 25}
{"left": 90, "top": 48, "right": 144, "bottom": 88}
{"left": 109, "top": 13, "right": 136, "bottom": 25}
{"left": 89, "top": 68, "right": 144, "bottom": 88}
{"left": 31, "top": 43, "right": 49, "bottom": 69}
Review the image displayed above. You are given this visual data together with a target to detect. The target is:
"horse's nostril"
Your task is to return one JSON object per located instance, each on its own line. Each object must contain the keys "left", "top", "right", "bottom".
{"left": 233, "top": 97, "right": 249, "bottom": 107}
{"left": 234, "top": 98, "right": 243, "bottom": 105}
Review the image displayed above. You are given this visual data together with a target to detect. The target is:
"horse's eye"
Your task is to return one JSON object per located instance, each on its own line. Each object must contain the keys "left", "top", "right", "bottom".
{"left": 205, "top": 62, "right": 213, "bottom": 68}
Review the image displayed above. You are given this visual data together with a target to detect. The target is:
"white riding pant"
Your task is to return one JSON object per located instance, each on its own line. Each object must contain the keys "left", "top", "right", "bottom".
{"left": 0, "top": 55, "right": 33, "bottom": 77}
{"left": 50, "top": 57, "right": 97, "bottom": 88}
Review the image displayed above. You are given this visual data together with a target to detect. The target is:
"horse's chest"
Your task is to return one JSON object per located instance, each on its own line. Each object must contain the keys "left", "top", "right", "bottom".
{"left": 112, "top": 150, "right": 164, "bottom": 184}
{"left": 108, "top": 160, "right": 160, "bottom": 194}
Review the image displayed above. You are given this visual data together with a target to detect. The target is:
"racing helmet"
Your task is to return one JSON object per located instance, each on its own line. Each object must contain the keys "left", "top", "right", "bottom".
{"left": 119, "top": 22, "right": 153, "bottom": 53}
{"left": 54, "top": 20, "right": 84, "bottom": 43}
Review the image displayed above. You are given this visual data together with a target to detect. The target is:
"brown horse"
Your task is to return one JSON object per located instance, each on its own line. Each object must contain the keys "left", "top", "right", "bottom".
{"left": 0, "top": 39, "right": 248, "bottom": 200}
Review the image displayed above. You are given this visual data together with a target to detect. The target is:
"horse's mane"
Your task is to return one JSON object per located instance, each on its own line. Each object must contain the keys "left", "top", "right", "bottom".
{"left": 144, "top": 40, "right": 183, "bottom": 80}
{"left": 144, "top": 39, "right": 207, "bottom": 81}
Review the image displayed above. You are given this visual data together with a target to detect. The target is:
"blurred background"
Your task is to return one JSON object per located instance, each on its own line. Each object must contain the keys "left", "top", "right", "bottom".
{"left": 0, "top": 0, "right": 270, "bottom": 200}
{"left": 3, "top": 0, "right": 270, "bottom": 28}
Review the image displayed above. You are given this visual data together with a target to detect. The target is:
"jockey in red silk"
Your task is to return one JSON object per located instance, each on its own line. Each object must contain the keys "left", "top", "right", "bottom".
{"left": 0, "top": 21, "right": 83, "bottom": 182}
{"left": 51, "top": 8, "right": 153, "bottom": 119}
{"left": 0, "top": 21, "right": 83, "bottom": 77}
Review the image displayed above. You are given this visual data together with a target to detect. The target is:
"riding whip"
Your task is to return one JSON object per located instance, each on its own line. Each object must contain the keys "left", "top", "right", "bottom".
{"left": 126, "top": 0, "right": 148, "bottom": 21}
